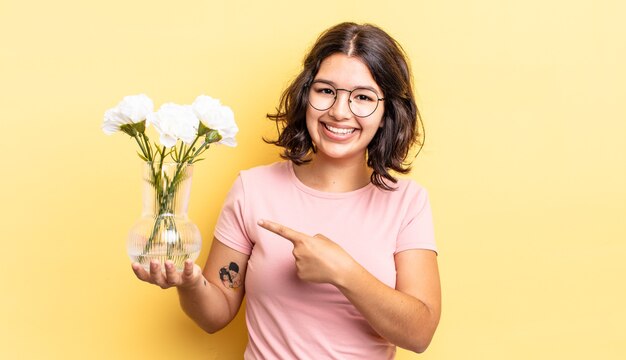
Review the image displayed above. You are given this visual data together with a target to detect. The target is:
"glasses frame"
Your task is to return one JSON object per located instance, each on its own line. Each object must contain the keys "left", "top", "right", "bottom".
{"left": 307, "top": 81, "right": 385, "bottom": 118}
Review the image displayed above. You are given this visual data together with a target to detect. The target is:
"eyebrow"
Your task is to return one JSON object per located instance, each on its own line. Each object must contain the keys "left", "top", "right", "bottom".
{"left": 312, "top": 78, "right": 382, "bottom": 96}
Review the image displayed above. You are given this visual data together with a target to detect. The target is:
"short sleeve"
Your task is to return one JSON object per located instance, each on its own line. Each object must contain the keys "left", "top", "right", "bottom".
{"left": 214, "top": 175, "right": 254, "bottom": 255}
{"left": 395, "top": 186, "right": 438, "bottom": 255}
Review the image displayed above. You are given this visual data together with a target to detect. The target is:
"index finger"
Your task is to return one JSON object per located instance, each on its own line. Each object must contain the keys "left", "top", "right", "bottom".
{"left": 257, "top": 219, "right": 308, "bottom": 244}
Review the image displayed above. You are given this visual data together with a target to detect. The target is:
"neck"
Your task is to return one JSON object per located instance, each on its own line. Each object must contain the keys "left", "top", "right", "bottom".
{"left": 293, "top": 153, "right": 372, "bottom": 192}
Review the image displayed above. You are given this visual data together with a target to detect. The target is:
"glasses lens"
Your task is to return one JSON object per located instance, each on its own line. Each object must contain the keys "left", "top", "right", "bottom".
{"left": 309, "top": 82, "right": 336, "bottom": 111}
{"left": 349, "top": 88, "right": 379, "bottom": 117}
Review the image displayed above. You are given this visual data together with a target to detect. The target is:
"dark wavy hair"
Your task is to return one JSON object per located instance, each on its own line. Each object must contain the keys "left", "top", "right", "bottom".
{"left": 266, "top": 22, "right": 423, "bottom": 191}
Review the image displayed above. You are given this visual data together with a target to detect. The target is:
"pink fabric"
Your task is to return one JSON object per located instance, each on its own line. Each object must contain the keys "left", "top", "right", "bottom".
{"left": 214, "top": 161, "right": 437, "bottom": 360}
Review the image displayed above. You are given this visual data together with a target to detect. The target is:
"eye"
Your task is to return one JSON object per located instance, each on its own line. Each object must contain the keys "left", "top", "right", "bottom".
{"left": 316, "top": 87, "right": 335, "bottom": 96}
{"left": 352, "top": 88, "right": 378, "bottom": 102}
{"left": 355, "top": 94, "right": 374, "bottom": 102}
{"left": 311, "top": 82, "right": 336, "bottom": 96}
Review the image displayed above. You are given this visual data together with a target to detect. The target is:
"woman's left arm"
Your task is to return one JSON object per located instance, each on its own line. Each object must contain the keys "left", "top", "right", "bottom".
{"left": 337, "top": 248, "right": 441, "bottom": 353}
{"left": 258, "top": 220, "right": 441, "bottom": 354}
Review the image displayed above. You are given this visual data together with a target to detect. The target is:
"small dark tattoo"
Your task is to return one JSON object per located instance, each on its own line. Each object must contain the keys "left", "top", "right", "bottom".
{"left": 204, "top": 279, "right": 207, "bottom": 286}
{"left": 219, "top": 261, "right": 242, "bottom": 289}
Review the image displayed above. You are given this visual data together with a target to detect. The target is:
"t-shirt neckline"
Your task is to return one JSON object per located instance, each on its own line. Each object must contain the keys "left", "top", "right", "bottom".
{"left": 286, "top": 161, "right": 375, "bottom": 199}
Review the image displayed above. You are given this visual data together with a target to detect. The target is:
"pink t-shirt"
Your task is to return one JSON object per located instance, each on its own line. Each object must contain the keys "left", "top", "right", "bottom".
{"left": 214, "top": 161, "right": 437, "bottom": 360}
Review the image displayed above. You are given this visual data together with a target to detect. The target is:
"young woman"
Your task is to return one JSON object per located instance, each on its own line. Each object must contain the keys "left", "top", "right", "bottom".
{"left": 132, "top": 22, "right": 441, "bottom": 359}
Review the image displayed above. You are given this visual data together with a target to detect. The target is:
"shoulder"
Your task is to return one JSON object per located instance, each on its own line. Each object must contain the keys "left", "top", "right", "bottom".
{"left": 380, "top": 177, "right": 430, "bottom": 203}
{"left": 369, "top": 178, "right": 432, "bottom": 219}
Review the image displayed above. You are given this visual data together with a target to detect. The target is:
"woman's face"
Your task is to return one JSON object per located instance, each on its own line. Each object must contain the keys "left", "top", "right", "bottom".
{"left": 306, "top": 53, "right": 385, "bottom": 163}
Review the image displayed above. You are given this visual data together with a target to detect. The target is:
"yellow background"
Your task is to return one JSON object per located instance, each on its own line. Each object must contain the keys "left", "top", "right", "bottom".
{"left": 1, "top": 0, "right": 624, "bottom": 359}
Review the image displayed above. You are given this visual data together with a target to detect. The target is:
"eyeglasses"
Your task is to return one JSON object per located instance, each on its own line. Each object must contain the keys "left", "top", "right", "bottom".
{"left": 307, "top": 81, "right": 384, "bottom": 118}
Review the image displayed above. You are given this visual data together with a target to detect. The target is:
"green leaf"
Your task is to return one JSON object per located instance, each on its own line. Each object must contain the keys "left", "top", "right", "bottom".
{"left": 136, "top": 152, "right": 148, "bottom": 161}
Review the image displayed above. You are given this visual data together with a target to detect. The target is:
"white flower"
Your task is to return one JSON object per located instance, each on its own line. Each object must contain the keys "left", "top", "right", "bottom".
{"left": 147, "top": 103, "right": 199, "bottom": 148}
{"left": 118, "top": 94, "right": 154, "bottom": 123}
{"left": 102, "top": 108, "right": 129, "bottom": 135}
{"left": 192, "top": 95, "right": 239, "bottom": 147}
{"left": 102, "top": 94, "right": 154, "bottom": 135}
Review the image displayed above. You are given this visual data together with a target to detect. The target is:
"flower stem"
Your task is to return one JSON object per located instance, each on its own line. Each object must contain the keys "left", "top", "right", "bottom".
{"left": 141, "top": 133, "right": 153, "bottom": 162}
{"left": 133, "top": 135, "right": 149, "bottom": 160}
{"left": 182, "top": 136, "right": 201, "bottom": 163}
{"left": 191, "top": 140, "right": 210, "bottom": 159}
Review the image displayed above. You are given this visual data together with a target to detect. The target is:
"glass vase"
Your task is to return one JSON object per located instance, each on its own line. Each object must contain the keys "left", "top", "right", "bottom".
{"left": 127, "top": 162, "right": 202, "bottom": 272}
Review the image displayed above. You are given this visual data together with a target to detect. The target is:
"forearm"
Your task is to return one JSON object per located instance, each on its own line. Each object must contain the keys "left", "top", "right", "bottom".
{"left": 336, "top": 263, "right": 439, "bottom": 353}
{"left": 176, "top": 279, "right": 234, "bottom": 334}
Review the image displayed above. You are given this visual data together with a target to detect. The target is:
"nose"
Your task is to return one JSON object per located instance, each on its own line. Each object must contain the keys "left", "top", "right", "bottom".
{"left": 328, "top": 90, "right": 352, "bottom": 120}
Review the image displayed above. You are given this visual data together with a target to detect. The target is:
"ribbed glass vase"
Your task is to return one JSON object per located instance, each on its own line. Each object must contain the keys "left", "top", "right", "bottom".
{"left": 127, "top": 162, "right": 202, "bottom": 271}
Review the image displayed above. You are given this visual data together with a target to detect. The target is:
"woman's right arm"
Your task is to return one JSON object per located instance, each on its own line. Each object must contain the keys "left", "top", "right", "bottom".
{"left": 132, "top": 237, "right": 250, "bottom": 334}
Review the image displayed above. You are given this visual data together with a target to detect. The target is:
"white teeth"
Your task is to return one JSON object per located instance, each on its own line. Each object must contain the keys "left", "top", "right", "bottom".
{"left": 325, "top": 124, "right": 355, "bottom": 135}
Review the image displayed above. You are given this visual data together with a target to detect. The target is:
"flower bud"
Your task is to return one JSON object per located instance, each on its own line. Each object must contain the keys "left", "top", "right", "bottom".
{"left": 205, "top": 129, "right": 222, "bottom": 144}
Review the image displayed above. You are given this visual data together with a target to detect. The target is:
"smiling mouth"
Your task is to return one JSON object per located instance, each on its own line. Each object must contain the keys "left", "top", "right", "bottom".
{"left": 324, "top": 123, "right": 356, "bottom": 135}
